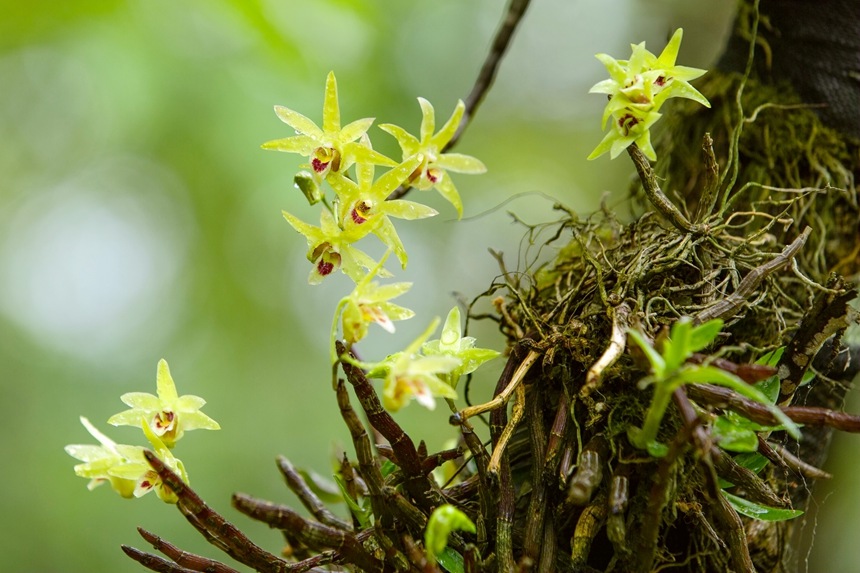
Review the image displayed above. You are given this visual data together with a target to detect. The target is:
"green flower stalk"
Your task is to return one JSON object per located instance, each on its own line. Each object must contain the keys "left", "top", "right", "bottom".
{"left": 108, "top": 359, "right": 220, "bottom": 449}
{"left": 380, "top": 98, "right": 487, "bottom": 218}
{"left": 588, "top": 28, "right": 710, "bottom": 161}
{"left": 262, "top": 71, "right": 395, "bottom": 180}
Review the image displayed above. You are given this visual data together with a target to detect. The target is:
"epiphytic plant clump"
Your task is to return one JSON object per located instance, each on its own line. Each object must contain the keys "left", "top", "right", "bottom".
{"left": 67, "top": 2, "right": 860, "bottom": 573}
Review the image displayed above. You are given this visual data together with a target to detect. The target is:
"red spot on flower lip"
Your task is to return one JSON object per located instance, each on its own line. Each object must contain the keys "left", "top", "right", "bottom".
{"left": 317, "top": 259, "right": 335, "bottom": 276}
{"left": 312, "top": 158, "right": 329, "bottom": 173}
{"left": 426, "top": 169, "right": 439, "bottom": 184}
{"left": 351, "top": 209, "right": 367, "bottom": 224}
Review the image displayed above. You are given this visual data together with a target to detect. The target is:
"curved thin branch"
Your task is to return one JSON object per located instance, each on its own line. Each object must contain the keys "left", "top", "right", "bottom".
{"left": 388, "top": 0, "right": 532, "bottom": 201}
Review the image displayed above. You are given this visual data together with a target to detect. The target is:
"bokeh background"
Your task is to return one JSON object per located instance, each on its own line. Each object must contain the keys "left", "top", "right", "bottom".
{"left": 2, "top": 1, "right": 856, "bottom": 571}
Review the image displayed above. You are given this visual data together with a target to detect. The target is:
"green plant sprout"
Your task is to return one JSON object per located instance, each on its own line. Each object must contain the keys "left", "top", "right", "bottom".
{"left": 65, "top": 359, "right": 215, "bottom": 502}
{"left": 588, "top": 28, "right": 710, "bottom": 161}
{"left": 627, "top": 317, "right": 800, "bottom": 457}
{"left": 425, "top": 504, "right": 477, "bottom": 568}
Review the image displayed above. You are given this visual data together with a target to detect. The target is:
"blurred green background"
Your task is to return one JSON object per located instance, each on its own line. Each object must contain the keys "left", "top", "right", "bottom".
{"left": 1, "top": 1, "right": 856, "bottom": 571}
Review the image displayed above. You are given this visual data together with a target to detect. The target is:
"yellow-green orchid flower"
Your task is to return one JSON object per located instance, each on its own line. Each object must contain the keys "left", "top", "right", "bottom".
{"left": 262, "top": 71, "right": 395, "bottom": 180}
{"left": 588, "top": 29, "right": 710, "bottom": 161}
{"left": 379, "top": 98, "right": 486, "bottom": 218}
{"left": 364, "top": 318, "right": 460, "bottom": 412}
{"left": 283, "top": 207, "right": 393, "bottom": 284}
{"left": 422, "top": 306, "right": 500, "bottom": 389}
{"left": 338, "top": 253, "right": 415, "bottom": 344}
{"left": 65, "top": 417, "right": 141, "bottom": 498}
{"left": 328, "top": 145, "right": 437, "bottom": 269}
{"left": 108, "top": 359, "right": 220, "bottom": 449}
{"left": 108, "top": 419, "right": 189, "bottom": 503}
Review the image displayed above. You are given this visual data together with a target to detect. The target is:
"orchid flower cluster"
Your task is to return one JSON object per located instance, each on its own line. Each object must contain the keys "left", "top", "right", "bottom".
{"left": 587, "top": 28, "right": 710, "bottom": 161}
{"left": 264, "top": 72, "right": 497, "bottom": 411}
{"left": 65, "top": 360, "right": 220, "bottom": 502}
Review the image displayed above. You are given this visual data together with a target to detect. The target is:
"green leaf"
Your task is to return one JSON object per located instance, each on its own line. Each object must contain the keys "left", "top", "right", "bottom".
{"left": 713, "top": 416, "right": 759, "bottom": 452}
{"left": 754, "top": 375, "right": 780, "bottom": 404}
{"left": 295, "top": 469, "right": 343, "bottom": 504}
{"left": 676, "top": 365, "right": 801, "bottom": 439}
{"left": 756, "top": 347, "right": 784, "bottom": 366}
{"left": 687, "top": 319, "right": 723, "bottom": 354}
{"left": 437, "top": 547, "right": 465, "bottom": 573}
{"left": 380, "top": 459, "right": 398, "bottom": 478}
{"left": 333, "top": 474, "right": 372, "bottom": 528}
{"left": 733, "top": 452, "right": 769, "bottom": 474}
{"left": 425, "top": 505, "right": 476, "bottom": 564}
{"left": 627, "top": 329, "right": 665, "bottom": 375}
{"left": 722, "top": 491, "right": 803, "bottom": 521}
{"left": 663, "top": 318, "right": 692, "bottom": 373}
{"left": 646, "top": 440, "right": 669, "bottom": 458}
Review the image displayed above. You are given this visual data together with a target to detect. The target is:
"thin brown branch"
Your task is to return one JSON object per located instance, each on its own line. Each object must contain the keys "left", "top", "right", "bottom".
{"left": 491, "top": 353, "right": 516, "bottom": 572}
{"left": 523, "top": 386, "right": 549, "bottom": 564}
{"left": 334, "top": 380, "right": 385, "bottom": 502}
{"left": 388, "top": 0, "right": 532, "bottom": 201}
{"left": 453, "top": 349, "right": 539, "bottom": 422}
{"left": 142, "top": 450, "right": 289, "bottom": 573}
{"left": 606, "top": 464, "right": 631, "bottom": 557}
{"left": 121, "top": 545, "right": 198, "bottom": 573}
{"left": 487, "top": 381, "right": 526, "bottom": 476}
{"left": 231, "top": 493, "right": 383, "bottom": 573}
{"left": 672, "top": 388, "right": 755, "bottom": 573}
{"left": 693, "top": 132, "right": 720, "bottom": 223}
{"left": 136, "top": 528, "right": 239, "bottom": 573}
{"left": 570, "top": 491, "right": 608, "bottom": 570}
{"left": 711, "top": 446, "right": 787, "bottom": 508}
{"left": 694, "top": 226, "right": 812, "bottom": 324}
{"left": 627, "top": 143, "right": 703, "bottom": 234}
{"left": 777, "top": 276, "right": 856, "bottom": 404}
{"left": 455, "top": 0, "right": 531, "bottom": 147}
{"left": 687, "top": 383, "right": 860, "bottom": 432}
{"left": 277, "top": 456, "right": 352, "bottom": 531}
{"left": 337, "top": 342, "right": 444, "bottom": 510}
{"left": 566, "top": 435, "right": 608, "bottom": 506}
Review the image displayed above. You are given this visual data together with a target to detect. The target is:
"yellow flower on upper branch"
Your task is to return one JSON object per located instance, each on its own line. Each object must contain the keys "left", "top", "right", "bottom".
{"left": 262, "top": 71, "right": 395, "bottom": 180}
{"left": 588, "top": 29, "right": 710, "bottom": 161}
{"left": 380, "top": 98, "right": 486, "bottom": 218}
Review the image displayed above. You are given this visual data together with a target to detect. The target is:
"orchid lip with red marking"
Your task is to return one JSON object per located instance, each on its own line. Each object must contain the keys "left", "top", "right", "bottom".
{"left": 317, "top": 260, "right": 335, "bottom": 276}
{"left": 351, "top": 209, "right": 367, "bottom": 224}
{"left": 311, "top": 158, "right": 329, "bottom": 173}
